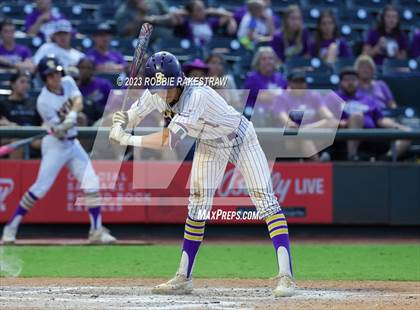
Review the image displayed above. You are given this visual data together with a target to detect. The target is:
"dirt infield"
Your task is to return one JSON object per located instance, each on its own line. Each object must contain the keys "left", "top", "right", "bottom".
{"left": 1, "top": 278, "right": 418, "bottom": 310}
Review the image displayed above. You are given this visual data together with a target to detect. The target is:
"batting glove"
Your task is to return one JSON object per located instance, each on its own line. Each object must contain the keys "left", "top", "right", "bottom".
{"left": 109, "top": 123, "right": 132, "bottom": 145}
{"left": 53, "top": 111, "right": 77, "bottom": 139}
{"left": 112, "top": 111, "right": 129, "bottom": 129}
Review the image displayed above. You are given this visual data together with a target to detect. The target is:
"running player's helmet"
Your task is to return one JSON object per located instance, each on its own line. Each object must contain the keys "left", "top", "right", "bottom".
{"left": 144, "top": 51, "right": 184, "bottom": 89}
{"left": 38, "top": 55, "right": 65, "bottom": 81}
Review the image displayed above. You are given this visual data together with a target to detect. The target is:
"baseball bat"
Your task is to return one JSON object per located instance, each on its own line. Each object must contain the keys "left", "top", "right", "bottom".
{"left": 0, "top": 132, "right": 47, "bottom": 157}
{"left": 120, "top": 23, "right": 153, "bottom": 111}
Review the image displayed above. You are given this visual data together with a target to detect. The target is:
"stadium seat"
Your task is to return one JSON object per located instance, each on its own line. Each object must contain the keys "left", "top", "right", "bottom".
{"left": 15, "top": 36, "right": 44, "bottom": 54}
{"left": 351, "top": 0, "right": 389, "bottom": 10}
{"left": 382, "top": 59, "right": 419, "bottom": 76}
{"left": 382, "top": 75, "right": 420, "bottom": 108}
{"left": 271, "top": 0, "right": 303, "bottom": 14}
{"left": 70, "top": 37, "right": 93, "bottom": 52}
{"left": 338, "top": 9, "right": 373, "bottom": 32}
{"left": 398, "top": 0, "right": 420, "bottom": 13}
{"left": 0, "top": 3, "right": 26, "bottom": 21}
{"left": 333, "top": 57, "right": 356, "bottom": 74}
{"left": 0, "top": 71, "right": 14, "bottom": 87}
{"left": 306, "top": 0, "right": 346, "bottom": 9}
{"left": 109, "top": 38, "right": 139, "bottom": 57}
{"left": 97, "top": 6, "right": 117, "bottom": 21}
{"left": 57, "top": 5, "right": 87, "bottom": 23}
{"left": 284, "top": 57, "right": 333, "bottom": 75}
{"left": 305, "top": 71, "right": 339, "bottom": 89}
{"left": 154, "top": 38, "right": 201, "bottom": 62}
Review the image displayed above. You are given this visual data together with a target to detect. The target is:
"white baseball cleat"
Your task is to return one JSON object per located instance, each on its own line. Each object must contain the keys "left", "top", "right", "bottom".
{"left": 152, "top": 273, "right": 193, "bottom": 295}
{"left": 88, "top": 227, "right": 117, "bottom": 244}
{"left": 274, "top": 275, "right": 297, "bottom": 297}
{"left": 1, "top": 225, "right": 17, "bottom": 244}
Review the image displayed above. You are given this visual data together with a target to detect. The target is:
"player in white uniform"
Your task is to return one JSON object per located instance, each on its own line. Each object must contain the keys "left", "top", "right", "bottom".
{"left": 109, "top": 52, "right": 296, "bottom": 296}
{"left": 2, "top": 56, "right": 115, "bottom": 244}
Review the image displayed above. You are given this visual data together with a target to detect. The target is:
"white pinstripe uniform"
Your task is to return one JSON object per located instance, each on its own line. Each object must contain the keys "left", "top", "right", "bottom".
{"left": 27, "top": 76, "right": 99, "bottom": 202}
{"left": 129, "top": 84, "right": 281, "bottom": 220}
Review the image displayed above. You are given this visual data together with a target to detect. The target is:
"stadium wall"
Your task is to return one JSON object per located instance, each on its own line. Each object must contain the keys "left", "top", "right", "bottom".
{"left": 0, "top": 161, "right": 419, "bottom": 226}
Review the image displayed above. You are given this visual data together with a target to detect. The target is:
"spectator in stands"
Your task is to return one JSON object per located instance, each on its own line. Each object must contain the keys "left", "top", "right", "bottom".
{"left": 183, "top": 58, "right": 208, "bottom": 78}
{"left": 115, "top": 0, "right": 182, "bottom": 39}
{"left": 270, "top": 5, "right": 310, "bottom": 62}
{"left": 243, "top": 46, "right": 286, "bottom": 122}
{"left": 86, "top": 23, "right": 126, "bottom": 74}
{"left": 410, "top": 29, "right": 420, "bottom": 58}
{"left": 0, "top": 20, "right": 34, "bottom": 72}
{"left": 33, "top": 20, "right": 84, "bottom": 69}
{"left": 205, "top": 53, "right": 240, "bottom": 109}
{"left": 25, "top": 0, "right": 66, "bottom": 39}
{"left": 0, "top": 71, "right": 41, "bottom": 158}
{"left": 234, "top": 0, "right": 280, "bottom": 29}
{"left": 355, "top": 55, "right": 397, "bottom": 109}
{"left": 274, "top": 70, "right": 337, "bottom": 128}
{"left": 363, "top": 5, "right": 408, "bottom": 65}
{"left": 178, "top": 0, "right": 237, "bottom": 46}
{"left": 76, "top": 57, "right": 112, "bottom": 125}
{"left": 271, "top": 70, "right": 338, "bottom": 160}
{"left": 329, "top": 67, "right": 410, "bottom": 160}
{"left": 237, "top": 0, "right": 275, "bottom": 50}
{"left": 310, "top": 10, "right": 352, "bottom": 64}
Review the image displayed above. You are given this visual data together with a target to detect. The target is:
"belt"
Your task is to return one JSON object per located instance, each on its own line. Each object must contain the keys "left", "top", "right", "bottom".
{"left": 212, "top": 131, "right": 238, "bottom": 144}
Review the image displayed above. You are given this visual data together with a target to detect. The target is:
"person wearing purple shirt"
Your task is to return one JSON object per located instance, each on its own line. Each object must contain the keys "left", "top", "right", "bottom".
{"left": 327, "top": 67, "right": 410, "bottom": 160}
{"left": 86, "top": 23, "right": 126, "bottom": 74}
{"left": 0, "top": 20, "right": 34, "bottom": 72}
{"left": 410, "top": 29, "right": 420, "bottom": 58}
{"left": 362, "top": 5, "right": 408, "bottom": 65}
{"left": 243, "top": 46, "right": 287, "bottom": 124}
{"left": 270, "top": 70, "right": 337, "bottom": 160}
{"left": 355, "top": 55, "right": 397, "bottom": 109}
{"left": 310, "top": 10, "right": 351, "bottom": 63}
{"left": 270, "top": 5, "right": 310, "bottom": 62}
{"left": 25, "top": 0, "right": 66, "bottom": 40}
{"left": 178, "top": 0, "right": 237, "bottom": 47}
{"left": 76, "top": 58, "right": 112, "bottom": 125}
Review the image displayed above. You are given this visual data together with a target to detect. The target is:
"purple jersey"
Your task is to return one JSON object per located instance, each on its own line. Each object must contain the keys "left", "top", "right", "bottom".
{"left": 309, "top": 38, "right": 352, "bottom": 59}
{"left": 244, "top": 71, "right": 287, "bottom": 109}
{"left": 410, "top": 29, "right": 420, "bottom": 58}
{"left": 358, "top": 80, "right": 394, "bottom": 110}
{"left": 0, "top": 44, "right": 32, "bottom": 66}
{"left": 86, "top": 49, "right": 126, "bottom": 67}
{"left": 365, "top": 29, "right": 408, "bottom": 65}
{"left": 331, "top": 90, "right": 383, "bottom": 128}
{"left": 78, "top": 77, "right": 112, "bottom": 107}
{"left": 270, "top": 90, "right": 324, "bottom": 125}
{"left": 78, "top": 77, "right": 112, "bottom": 124}
{"left": 270, "top": 28, "right": 310, "bottom": 61}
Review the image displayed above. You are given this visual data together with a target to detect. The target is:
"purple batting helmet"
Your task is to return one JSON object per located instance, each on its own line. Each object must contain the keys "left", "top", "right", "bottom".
{"left": 144, "top": 51, "right": 184, "bottom": 90}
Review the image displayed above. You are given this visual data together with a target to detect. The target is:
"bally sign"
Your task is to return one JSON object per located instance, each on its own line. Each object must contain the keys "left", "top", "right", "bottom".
{"left": 0, "top": 161, "right": 332, "bottom": 224}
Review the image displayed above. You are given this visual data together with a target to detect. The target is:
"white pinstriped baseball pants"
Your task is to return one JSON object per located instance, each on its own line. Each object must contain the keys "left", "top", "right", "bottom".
{"left": 188, "top": 117, "right": 281, "bottom": 220}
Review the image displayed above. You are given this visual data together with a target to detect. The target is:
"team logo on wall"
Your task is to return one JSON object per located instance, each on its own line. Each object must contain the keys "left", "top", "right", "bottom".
{"left": 0, "top": 178, "right": 14, "bottom": 212}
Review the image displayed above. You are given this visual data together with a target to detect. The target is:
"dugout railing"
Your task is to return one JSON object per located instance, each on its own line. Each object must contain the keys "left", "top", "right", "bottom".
{"left": 0, "top": 127, "right": 420, "bottom": 162}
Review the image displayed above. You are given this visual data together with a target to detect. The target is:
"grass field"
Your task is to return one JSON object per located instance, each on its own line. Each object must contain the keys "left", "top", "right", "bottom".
{"left": 1, "top": 243, "right": 419, "bottom": 281}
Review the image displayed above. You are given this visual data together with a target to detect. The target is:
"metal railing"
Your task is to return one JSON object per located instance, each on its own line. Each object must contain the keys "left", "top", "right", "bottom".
{"left": 1, "top": 126, "right": 420, "bottom": 161}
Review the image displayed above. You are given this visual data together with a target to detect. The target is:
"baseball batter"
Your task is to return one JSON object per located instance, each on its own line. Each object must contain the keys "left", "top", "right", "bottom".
{"left": 2, "top": 56, "right": 116, "bottom": 244}
{"left": 109, "top": 51, "right": 295, "bottom": 296}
